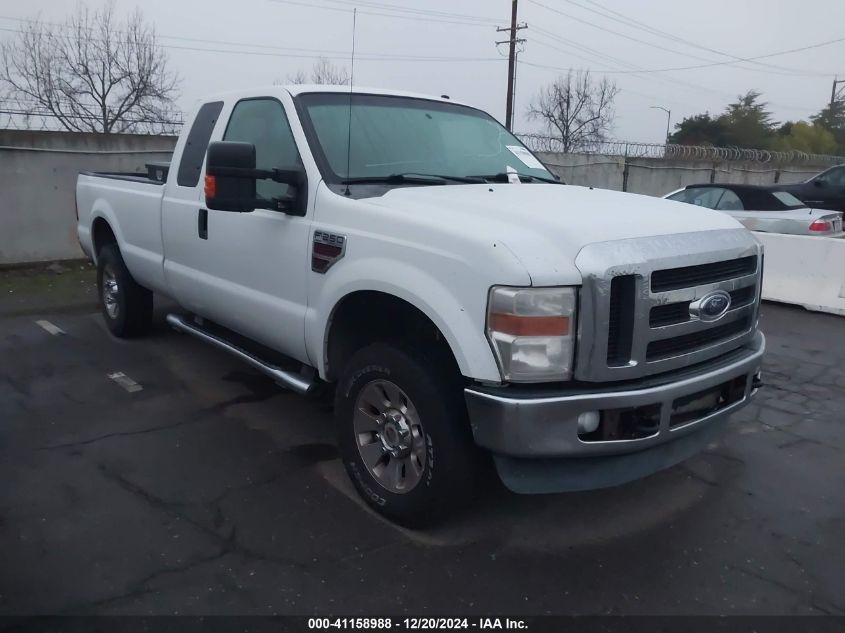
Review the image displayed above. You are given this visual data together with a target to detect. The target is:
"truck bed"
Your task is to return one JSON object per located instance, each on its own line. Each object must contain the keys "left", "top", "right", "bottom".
{"left": 76, "top": 170, "right": 169, "bottom": 294}
{"left": 80, "top": 161, "right": 171, "bottom": 185}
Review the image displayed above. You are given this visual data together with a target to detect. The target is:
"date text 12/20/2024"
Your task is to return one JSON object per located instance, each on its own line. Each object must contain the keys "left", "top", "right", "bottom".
{"left": 308, "top": 618, "right": 528, "bottom": 630}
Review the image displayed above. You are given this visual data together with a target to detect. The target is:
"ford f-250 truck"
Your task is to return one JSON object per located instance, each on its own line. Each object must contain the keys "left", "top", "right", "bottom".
{"left": 77, "top": 86, "right": 765, "bottom": 525}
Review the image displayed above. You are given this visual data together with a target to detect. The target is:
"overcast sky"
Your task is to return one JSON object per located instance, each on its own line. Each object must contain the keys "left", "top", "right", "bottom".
{"left": 1, "top": 0, "right": 843, "bottom": 143}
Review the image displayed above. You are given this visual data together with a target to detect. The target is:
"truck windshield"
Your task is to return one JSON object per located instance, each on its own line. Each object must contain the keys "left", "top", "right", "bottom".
{"left": 297, "top": 93, "right": 555, "bottom": 185}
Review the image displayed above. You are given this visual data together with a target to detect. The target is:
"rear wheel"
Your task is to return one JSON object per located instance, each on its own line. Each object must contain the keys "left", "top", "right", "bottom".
{"left": 335, "top": 342, "right": 479, "bottom": 526}
{"left": 96, "top": 243, "right": 153, "bottom": 338}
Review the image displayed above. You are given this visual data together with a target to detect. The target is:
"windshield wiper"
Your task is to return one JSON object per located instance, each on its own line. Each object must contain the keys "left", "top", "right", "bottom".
{"left": 471, "top": 172, "right": 562, "bottom": 184}
{"left": 341, "top": 172, "right": 485, "bottom": 185}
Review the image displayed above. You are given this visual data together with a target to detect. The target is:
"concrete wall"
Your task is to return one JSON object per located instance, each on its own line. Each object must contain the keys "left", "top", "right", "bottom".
{"left": 0, "top": 130, "right": 176, "bottom": 265}
{"left": 537, "top": 152, "right": 825, "bottom": 197}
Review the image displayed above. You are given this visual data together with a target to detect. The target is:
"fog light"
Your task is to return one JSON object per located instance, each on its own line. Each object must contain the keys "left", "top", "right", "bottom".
{"left": 577, "top": 411, "right": 600, "bottom": 435}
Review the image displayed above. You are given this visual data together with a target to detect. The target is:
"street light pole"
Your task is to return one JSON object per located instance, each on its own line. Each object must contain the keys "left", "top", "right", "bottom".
{"left": 650, "top": 106, "right": 671, "bottom": 144}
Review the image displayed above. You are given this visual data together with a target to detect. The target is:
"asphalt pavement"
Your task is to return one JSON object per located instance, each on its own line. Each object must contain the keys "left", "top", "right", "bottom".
{"left": 0, "top": 293, "right": 843, "bottom": 616}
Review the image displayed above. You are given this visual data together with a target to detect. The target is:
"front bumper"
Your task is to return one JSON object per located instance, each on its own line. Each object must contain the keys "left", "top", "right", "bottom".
{"left": 464, "top": 331, "right": 764, "bottom": 493}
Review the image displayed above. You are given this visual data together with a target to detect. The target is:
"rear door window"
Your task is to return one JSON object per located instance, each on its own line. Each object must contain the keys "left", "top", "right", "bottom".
{"left": 177, "top": 101, "right": 224, "bottom": 187}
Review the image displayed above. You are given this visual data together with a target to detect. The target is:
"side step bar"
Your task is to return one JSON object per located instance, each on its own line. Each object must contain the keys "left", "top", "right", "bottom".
{"left": 165, "top": 314, "right": 315, "bottom": 395}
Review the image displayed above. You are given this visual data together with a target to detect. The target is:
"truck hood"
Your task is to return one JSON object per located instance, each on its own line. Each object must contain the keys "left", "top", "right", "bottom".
{"left": 364, "top": 183, "right": 745, "bottom": 285}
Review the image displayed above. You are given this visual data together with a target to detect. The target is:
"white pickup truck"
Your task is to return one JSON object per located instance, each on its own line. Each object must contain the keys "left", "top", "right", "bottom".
{"left": 77, "top": 85, "right": 765, "bottom": 525}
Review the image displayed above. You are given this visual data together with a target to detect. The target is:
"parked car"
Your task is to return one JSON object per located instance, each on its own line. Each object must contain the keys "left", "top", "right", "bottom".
{"left": 770, "top": 164, "right": 845, "bottom": 212}
{"left": 664, "top": 184, "right": 844, "bottom": 236}
{"left": 76, "top": 85, "right": 765, "bottom": 525}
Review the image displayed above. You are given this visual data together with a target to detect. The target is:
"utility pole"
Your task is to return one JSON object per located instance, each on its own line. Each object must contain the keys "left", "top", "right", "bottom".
{"left": 497, "top": 0, "right": 526, "bottom": 131}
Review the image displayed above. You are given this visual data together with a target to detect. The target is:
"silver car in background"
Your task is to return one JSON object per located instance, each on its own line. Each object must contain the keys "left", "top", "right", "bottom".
{"left": 664, "top": 184, "right": 844, "bottom": 236}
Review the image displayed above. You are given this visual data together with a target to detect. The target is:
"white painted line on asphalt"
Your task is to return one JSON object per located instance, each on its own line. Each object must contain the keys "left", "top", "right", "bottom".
{"left": 107, "top": 372, "right": 143, "bottom": 393}
{"left": 35, "top": 320, "right": 65, "bottom": 336}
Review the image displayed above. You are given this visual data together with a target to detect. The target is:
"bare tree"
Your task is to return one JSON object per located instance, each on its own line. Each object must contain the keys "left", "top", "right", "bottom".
{"left": 0, "top": 2, "right": 181, "bottom": 133}
{"left": 284, "top": 69, "right": 309, "bottom": 85}
{"left": 280, "top": 57, "right": 350, "bottom": 86}
{"left": 527, "top": 70, "right": 619, "bottom": 153}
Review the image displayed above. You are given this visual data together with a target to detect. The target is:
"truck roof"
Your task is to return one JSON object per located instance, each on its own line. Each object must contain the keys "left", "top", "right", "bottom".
{"left": 193, "top": 84, "right": 469, "bottom": 109}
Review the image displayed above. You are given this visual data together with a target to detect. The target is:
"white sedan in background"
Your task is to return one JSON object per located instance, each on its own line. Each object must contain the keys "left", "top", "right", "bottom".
{"left": 664, "top": 183, "right": 844, "bottom": 236}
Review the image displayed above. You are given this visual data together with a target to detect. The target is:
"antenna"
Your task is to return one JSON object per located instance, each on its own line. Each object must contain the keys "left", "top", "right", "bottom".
{"left": 343, "top": 8, "right": 357, "bottom": 197}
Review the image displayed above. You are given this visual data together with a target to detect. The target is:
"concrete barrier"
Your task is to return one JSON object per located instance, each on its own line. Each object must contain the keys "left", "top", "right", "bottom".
{"left": 536, "top": 151, "right": 823, "bottom": 196}
{"left": 754, "top": 232, "right": 845, "bottom": 316}
{"left": 0, "top": 130, "right": 176, "bottom": 264}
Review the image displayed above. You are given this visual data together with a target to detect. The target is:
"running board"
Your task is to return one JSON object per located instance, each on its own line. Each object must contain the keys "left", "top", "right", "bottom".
{"left": 165, "top": 314, "right": 315, "bottom": 395}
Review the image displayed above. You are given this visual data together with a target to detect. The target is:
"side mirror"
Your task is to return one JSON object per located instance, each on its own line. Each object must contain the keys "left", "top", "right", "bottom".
{"left": 204, "top": 141, "right": 306, "bottom": 214}
{"left": 814, "top": 179, "right": 826, "bottom": 188}
{"left": 205, "top": 141, "right": 258, "bottom": 212}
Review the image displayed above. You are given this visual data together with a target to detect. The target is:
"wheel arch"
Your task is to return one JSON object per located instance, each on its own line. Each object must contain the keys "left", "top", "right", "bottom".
{"left": 91, "top": 216, "right": 118, "bottom": 261}
{"left": 324, "top": 290, "right": 465, "bottom": 383}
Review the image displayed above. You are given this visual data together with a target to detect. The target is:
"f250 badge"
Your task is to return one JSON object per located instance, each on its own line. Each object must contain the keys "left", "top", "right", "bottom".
{"left": 312, "top": 231, "right": 347, "bottom": 274}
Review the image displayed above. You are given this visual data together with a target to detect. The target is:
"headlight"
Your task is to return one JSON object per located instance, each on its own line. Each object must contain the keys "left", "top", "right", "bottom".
{"left": 486, "top": 286, "right": 577, "bottom": 382}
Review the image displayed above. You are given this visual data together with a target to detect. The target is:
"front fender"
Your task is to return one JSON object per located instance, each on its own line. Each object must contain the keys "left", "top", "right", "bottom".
{"left": 305, "top": 257, "right": 506, "bottom": 383}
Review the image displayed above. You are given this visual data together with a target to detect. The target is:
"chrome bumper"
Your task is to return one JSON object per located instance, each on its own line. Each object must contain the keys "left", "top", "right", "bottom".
{"left": 465, "top": 331, "right": 765, "bottom": 460}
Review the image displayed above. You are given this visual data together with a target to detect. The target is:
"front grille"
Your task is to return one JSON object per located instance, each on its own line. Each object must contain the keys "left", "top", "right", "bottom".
{"left": 646, "top": 317, "right": 750, "bottom": 361}
{"left": 607, "top": 275, "right": 636, "bottom": 365}
{"left": 650, "top": 302, "right": 691, "bottom": 328}
{"left": 575, "top": 231, "right": 762, "bottom": 382}
{"left": 669, "top": 377, "right": 746, "bottom": 428}
{"left": 649, "top": 285, "right": 757, "bottom": 328}
{"left": 651, "top": 255, "right": 757, "bottom": 292}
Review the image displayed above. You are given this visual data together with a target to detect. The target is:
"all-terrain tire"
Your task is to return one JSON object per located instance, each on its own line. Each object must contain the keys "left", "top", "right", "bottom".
{"left": 335, "top": 342, "right": 480, "bottom": 526}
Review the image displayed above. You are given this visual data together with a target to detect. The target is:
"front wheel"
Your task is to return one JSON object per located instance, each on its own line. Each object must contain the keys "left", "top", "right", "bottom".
{"left": 335, "top": 342, "right": 480, "bottom": 526}
{"left": 97, "top": 243, "right": 153, "bottom": 338}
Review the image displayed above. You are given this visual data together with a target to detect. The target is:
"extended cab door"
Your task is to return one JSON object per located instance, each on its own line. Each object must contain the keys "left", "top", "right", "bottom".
{"left": 161, "top": 95, "right": 312, "bottom": 364}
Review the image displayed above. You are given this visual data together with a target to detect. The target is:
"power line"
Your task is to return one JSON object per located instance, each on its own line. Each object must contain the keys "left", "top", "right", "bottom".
{"left": 0, "top": 15, "right": 350, "bottom": 55}
{"left": 581, "top": 0, "right": 834, "bottom": 76}
{"left": 530, "top": 28, "right": 845, "bottom": 77}
{"left": 526, "top": 32, "right": 712, "bottom": 110}
{"left": 525, "top": 0, "right": 736, "bottom": 64}
{"left": 266, "top": 0, "right": 499, "bottom": 28}
{"left": 272, "top": 0, "right": 500, "bottom": 24}
{"left": 0, "top": 26, "right": 502, "bottom": 64}
{"left": 524, "top": 26, "right": 823, "bottom": 112}
{"left": 526, "top": 0, "right": 840, "bottom": 78}
{"left": 527, "top": 26, "right": 740, "bottom": 100}
{"left": 518, "top": 57, "right": 815, "bottom": 113}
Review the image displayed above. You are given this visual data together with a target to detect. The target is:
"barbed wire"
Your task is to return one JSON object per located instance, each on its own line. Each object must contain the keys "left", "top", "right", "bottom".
{"left": 517, "top": 134, "right": 845, "bottom": 166}
{"left": 0, "top": 103, "right": 185, "bottom": 135}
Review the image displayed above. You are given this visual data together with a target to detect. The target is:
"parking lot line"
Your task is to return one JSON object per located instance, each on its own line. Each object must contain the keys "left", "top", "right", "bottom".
{"left": 35, "top": 320, "right": 65, "bottom": 336}
{"left": 107, "top": 371, "right": 143, "bottom": 393}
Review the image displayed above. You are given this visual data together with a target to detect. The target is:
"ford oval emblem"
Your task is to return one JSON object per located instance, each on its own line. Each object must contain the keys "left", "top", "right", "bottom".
{"left": 689, "top": 290, "right": 731, "bottom": 322}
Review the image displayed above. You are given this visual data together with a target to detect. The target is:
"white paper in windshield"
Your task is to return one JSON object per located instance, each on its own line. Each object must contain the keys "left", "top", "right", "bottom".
{"left": 506, "top": 145, "right": 545, "bottom": 170}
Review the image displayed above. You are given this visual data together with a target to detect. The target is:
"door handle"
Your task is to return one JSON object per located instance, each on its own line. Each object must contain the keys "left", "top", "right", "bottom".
{"left": 198, "top": 208, "right": 208, "bottom": 240}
